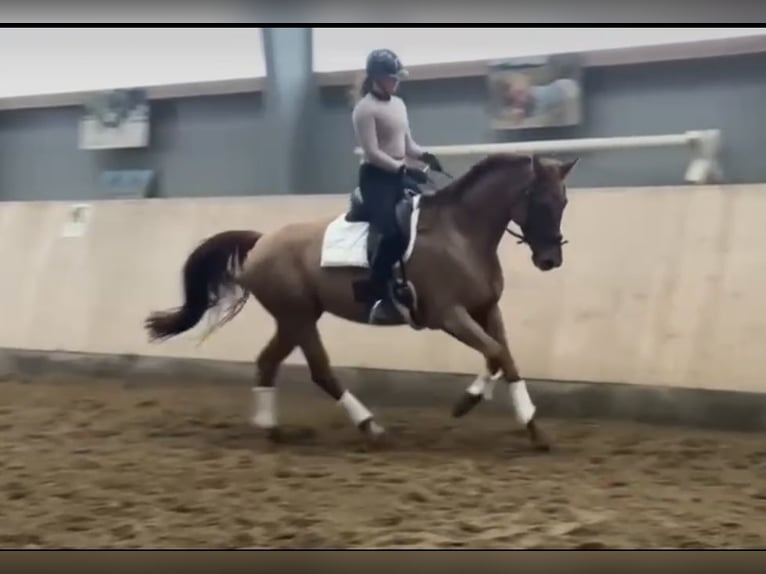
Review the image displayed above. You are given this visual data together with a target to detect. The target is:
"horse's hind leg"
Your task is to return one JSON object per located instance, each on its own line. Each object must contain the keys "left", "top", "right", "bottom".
{"left": 299, "top": 324, "right": 385, "bottom": 440}
{"left": 442, "top": 305, "right": 550, "bottom": 451}
{"left": 250, "top": 325, "right": 298, "bottom": 440}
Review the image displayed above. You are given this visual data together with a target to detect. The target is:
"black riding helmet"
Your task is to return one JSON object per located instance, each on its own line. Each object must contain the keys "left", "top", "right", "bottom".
{"left": 365, "top": 49, "right": 408, "bottom": 80}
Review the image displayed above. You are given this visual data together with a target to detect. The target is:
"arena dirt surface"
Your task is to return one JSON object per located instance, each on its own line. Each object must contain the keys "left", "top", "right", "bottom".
{"left": 1, "top": 377, "right": 765, "bottom": 549}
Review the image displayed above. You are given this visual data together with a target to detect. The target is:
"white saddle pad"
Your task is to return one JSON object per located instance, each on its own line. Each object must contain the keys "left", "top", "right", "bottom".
{"left": 320, "top": 195, "right": 421, "bottom": 269}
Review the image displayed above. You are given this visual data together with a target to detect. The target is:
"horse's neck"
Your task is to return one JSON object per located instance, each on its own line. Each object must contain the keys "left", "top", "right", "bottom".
{"left": 448, "top": 169, "right": 518, "bottom": 252}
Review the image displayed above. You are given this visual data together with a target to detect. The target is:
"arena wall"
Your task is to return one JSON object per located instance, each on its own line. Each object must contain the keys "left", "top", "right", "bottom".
{"left": 1, "top": 183, "right": 765, "bottom": 397}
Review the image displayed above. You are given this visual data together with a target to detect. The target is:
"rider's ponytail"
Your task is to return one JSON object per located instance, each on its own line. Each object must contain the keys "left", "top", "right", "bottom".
{"left": 360, "top": 75, "right": 373, "bottom": 97}
{"left": 348, "top": 73, "right": 369, "bottom": 107}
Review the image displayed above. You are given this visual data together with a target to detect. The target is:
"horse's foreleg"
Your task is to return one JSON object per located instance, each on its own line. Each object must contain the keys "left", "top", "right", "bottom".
{"left": 482, "top": 305, "right": 549, "bottom": 450}
{"left": 451, "top": 307, "right": 513, "bottom": 417}
{"left": 443, "top": 306, "right": 549, "bottom": 451}
{"left": 454, "top": 306, "right": 530, "bottom": 418}
{"left": 299, "top": 324, "right": 385, "bottom": 440}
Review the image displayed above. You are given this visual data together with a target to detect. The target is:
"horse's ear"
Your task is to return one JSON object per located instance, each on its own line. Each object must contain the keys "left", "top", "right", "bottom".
{"left": 558, "top": 158, "right": 579, "bottom": 180}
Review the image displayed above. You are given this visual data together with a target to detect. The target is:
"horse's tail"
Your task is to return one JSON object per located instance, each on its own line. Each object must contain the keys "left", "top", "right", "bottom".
{"left": 144, "top": 230, "right": 262, "bottom": 342}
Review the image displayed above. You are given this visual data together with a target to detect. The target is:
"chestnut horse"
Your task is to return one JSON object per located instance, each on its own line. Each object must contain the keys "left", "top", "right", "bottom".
{"left": 145, "top": 153, "right": 577, "bottom": 451}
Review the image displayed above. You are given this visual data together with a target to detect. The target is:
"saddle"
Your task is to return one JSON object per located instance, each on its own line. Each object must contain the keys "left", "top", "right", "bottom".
{"left": 344, "top": 186, "right": 418, "bottom": 267}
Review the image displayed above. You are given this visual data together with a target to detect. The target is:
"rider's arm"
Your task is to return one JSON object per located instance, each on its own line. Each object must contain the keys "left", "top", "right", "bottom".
{"left": 400, "top": 99, "right": 425, "bottom": 159}
{"left": 352, "top": 102, "right": 404, "bottom": 173}
{"left": 404, "top": 128, "right": 425, "bottom": 160}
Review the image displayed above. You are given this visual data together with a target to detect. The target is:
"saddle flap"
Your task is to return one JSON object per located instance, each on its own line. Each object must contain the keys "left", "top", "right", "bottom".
{"left": 345, "top": 187, "right": 368, "bottom": 222}
{"left": 395, "top": 196, "right": 415, "bottom": 241}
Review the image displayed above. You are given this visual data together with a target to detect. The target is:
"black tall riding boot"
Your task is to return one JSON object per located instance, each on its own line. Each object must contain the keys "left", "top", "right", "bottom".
{"left": 367, "top": 238, "right": 404, "bottom": 326}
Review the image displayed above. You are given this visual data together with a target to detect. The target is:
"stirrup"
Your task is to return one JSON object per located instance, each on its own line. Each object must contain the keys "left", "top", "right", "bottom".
{"left": 388, "top": 279, "right": 424, "bottom": 331}
{"left": 392, "top": 280, "right": 415, "bottom": 309}
{"left": 368, "top": 298, "right": 404, "bottom": 326}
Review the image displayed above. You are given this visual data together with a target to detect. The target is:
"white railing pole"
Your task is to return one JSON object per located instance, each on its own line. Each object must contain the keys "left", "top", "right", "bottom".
{"left": 353, "top": 129, "right": 722, "bottom": 184}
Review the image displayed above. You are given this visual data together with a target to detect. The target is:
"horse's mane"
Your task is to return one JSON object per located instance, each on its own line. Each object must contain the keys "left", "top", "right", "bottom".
{"left": 423, "top": 152, "right": 533, "bottom": 205}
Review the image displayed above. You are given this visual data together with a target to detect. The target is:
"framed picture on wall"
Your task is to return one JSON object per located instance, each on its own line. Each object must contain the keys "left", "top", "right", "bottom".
{"left": 79, "top": 87, "right": 150, "bottom": 150}
{"left": 487, "top": 53, "right": 583, "bottom": 130}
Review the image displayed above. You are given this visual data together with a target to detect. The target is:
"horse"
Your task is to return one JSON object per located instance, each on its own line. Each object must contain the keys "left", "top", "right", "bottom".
{"left": 144, "top": 152, "right": 577, "bottom": 451}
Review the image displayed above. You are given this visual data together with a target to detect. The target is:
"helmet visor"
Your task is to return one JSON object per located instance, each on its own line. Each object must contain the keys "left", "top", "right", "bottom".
{"left": 391, "top": 67, "right": 409, "bottom": 80}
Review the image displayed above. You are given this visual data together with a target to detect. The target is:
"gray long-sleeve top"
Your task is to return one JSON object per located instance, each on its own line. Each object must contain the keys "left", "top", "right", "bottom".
{"left": 352, "top": 93, "right": 425, "bottom": 172}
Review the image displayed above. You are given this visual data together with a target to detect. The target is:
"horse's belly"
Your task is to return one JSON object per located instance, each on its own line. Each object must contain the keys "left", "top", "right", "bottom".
{"left": 315, "top": 266, "right": 370, "bottom": 322}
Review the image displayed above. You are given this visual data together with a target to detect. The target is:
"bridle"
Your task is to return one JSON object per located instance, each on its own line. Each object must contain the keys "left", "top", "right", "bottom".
{"left": 504, "top": 186, "right": 569, "bottom": 248}
{"left": 421, "top": 165, "right": 568, "bottom": 249}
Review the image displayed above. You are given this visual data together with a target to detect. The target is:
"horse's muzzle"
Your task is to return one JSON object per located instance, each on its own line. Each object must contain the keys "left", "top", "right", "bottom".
{"left": 532, "top": 250, "right": 562, "bottom": 272}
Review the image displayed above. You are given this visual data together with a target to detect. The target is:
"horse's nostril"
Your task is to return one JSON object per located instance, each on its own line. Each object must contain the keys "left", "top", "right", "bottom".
{"left": 540, "top": 260, "right": 554, "bottom": 271}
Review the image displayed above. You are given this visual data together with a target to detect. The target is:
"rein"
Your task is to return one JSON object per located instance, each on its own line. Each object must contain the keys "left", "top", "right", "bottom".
{"left": 422, "top": 166, "right": 568, "bottom": 248}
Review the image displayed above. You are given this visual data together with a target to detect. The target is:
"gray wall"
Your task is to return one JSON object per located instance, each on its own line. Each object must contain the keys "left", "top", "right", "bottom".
{"left": 0, "top": 93, "right": 273, "bottom": 201}
{"left": 313, "top": 51, "right": 766, "bottom": 193}
{"left": 0, "top": 28, "right": 313, "bottom": 201}
{"left": 1, "top": 31, "right": 766, "bottom": 201}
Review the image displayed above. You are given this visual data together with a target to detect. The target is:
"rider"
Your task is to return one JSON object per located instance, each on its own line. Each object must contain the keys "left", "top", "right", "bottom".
{"left": 352, "top": 48, "right": 444, "bottom": 325}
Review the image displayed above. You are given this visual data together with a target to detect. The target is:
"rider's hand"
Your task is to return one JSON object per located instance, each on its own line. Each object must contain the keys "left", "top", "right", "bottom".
{"left": 419, "top": 152, "right": 443, "bottom": 173}
{"left": 401, "top": 165, "right": 429, "bottom": 185}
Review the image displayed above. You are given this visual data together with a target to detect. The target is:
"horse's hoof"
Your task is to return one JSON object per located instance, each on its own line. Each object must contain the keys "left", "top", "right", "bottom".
{"left": 266, "top": 427, "right": 284, "bottom": 443}
{"left": 360, "top": 418, "right": 386, "bottom": 438}
{"left": 452, "top": 393, "right": 483, "bottom": 418}
{"left": 526, "top": 420, "right": 552, "bottom": 452}
{"left": 358, "top": 419, "right": 387, "bottom": 443}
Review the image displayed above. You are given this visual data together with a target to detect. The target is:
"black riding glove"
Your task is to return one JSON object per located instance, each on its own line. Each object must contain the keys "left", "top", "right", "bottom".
{"left": 399, "top": 164, "right": 429, "bottom": 186}
{"left": 419, "top": 152, "right": 443, "bottom": 173}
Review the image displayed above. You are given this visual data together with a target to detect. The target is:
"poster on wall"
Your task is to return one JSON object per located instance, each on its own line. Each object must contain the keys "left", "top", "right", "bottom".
{"left": 487, "top": 53, "right": 583, "bottom": 130}
{"left": 61, "top": 204, "right": 93, "bottom": 238}
{"left": 78, "top": 88, "right": 150, "bottom": 150}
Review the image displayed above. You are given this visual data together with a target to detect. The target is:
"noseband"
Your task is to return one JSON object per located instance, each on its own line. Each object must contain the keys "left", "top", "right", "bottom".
{"left": 505, "top": 185, "right": 568, "bottom": 248}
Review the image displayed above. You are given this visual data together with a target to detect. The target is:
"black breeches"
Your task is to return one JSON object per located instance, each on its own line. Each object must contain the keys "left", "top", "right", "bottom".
{"left": 358, "top": 164, "right": 406, "bottom": 299}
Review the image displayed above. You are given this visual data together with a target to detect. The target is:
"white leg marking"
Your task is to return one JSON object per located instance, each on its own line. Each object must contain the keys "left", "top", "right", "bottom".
{"left": 338, "top": 390, "right": 374, "bottom": 426}
{"left": 466, "top": 370, "right": 502, "bottom": 400}
{"left": 251, "top": 386, "right": 277, "bottom": 429}
{"left": 466, "top": 374, "right": 487, "bottom": 396}
{"left": 509, "top": 379, "right": 536, "bottom": 425}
